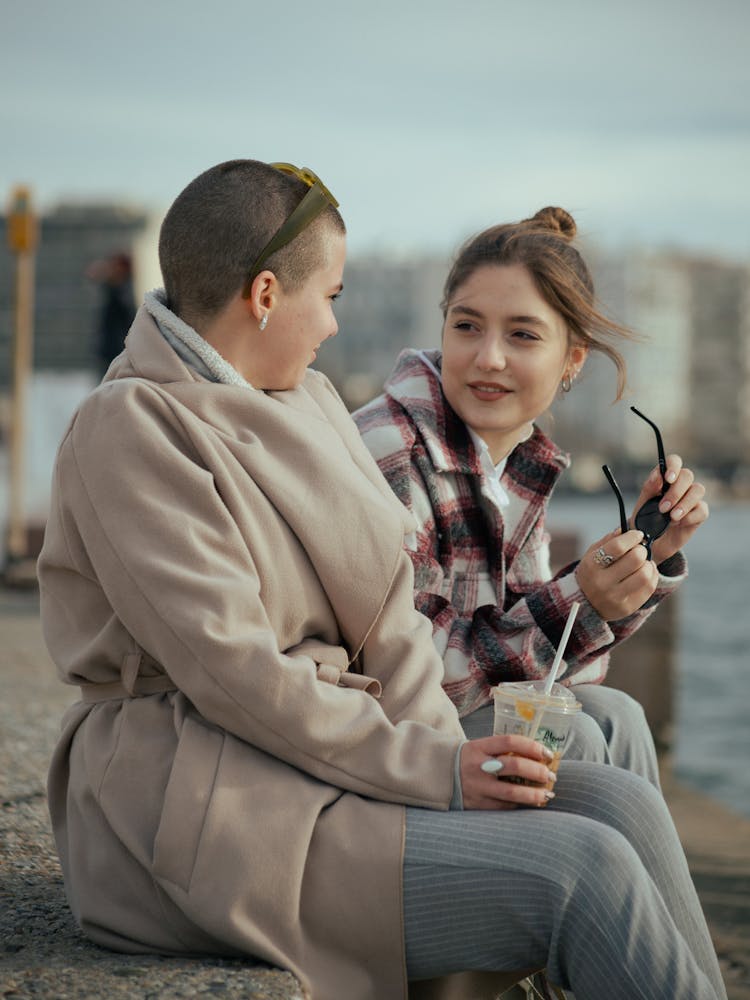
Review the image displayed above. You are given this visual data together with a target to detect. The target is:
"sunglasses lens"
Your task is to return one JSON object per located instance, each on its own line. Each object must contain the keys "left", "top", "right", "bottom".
{"left": 634, "top": 496, "right": 670, "bottom": 542}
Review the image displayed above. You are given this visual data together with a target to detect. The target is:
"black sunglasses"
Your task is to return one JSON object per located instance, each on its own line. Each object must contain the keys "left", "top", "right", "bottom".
{"left": 602, "top": 406, "right": 670, "bottom": 560}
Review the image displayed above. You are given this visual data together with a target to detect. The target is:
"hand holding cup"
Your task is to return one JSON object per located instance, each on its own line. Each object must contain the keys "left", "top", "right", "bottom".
{"left": 461, "top": 734, "right": 558, "bottom": 810}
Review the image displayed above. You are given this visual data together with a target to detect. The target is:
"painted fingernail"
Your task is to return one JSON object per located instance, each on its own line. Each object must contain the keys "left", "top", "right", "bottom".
{"left": 666, "top": 471, "right": 677, "bottom": 483}
{"left": 547, "top": 770, "right": 558, "bottom": 783}
{"left": 539, "top": 745, "right": 555, "bottom": 760}
{"left": 672, "top": 507, "right": 683, "bottom": 519}
{"left": 544, "top": 790, "right": 556, "bottom": 800}
{"left": 481, "top": 759, "right": 504, "bottom": 774}
{"left": 659, "top": 500, "right": 672, "bottom": 512}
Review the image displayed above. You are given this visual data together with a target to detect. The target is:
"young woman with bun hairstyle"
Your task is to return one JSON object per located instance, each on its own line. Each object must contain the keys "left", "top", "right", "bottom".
{"left": 355, "top": 207, "right": 708, "bottom": 778}
{"left": 38, "top": 170, "right": 722, "bottom": 1000}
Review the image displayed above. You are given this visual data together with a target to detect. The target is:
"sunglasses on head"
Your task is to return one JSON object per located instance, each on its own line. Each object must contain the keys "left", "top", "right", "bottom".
{"left": 241, "top": 162, "right": 339, "bottom": 299}
{"left": 602, "top": 406, "right": 671, "bottom": 560}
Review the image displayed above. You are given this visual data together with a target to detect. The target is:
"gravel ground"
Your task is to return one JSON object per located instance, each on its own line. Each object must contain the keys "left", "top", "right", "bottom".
{"left": 2, "top": 585, "right": 749, "bottom": 999}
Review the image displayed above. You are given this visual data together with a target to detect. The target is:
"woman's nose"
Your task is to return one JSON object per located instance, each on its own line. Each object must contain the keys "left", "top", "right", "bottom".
{"left": 475, "top": 336, "right": 506, "bottom": 371}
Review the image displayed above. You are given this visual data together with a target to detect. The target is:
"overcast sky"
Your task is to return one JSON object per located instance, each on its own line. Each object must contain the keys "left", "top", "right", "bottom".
{"left": 2, "top": 0, "right": 749, "bottom": 260}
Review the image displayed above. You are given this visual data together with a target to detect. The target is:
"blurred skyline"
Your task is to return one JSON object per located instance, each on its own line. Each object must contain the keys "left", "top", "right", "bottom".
{"left": 2, "top": 0, "right": 750, "bottom": 261}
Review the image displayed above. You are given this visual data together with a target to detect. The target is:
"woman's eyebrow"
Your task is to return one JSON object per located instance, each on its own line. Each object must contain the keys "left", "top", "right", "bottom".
{"left": 509, "top": 314, "right": 548, "bottom": 328}
{"left": 448, "top": 304, "right": 484, "bottom": 318}
{"left": 449, "top": 304, "right": 550, "bottom": 329}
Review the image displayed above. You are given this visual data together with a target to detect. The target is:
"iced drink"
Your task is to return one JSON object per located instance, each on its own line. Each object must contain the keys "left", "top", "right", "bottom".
{"left": 492, "top": 680, "right": 581, "bottom": 801}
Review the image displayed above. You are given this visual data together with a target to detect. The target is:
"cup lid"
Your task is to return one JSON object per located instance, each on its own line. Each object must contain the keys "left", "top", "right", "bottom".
{"left": 493, "top": 680, "right": 581, "bottom": 712}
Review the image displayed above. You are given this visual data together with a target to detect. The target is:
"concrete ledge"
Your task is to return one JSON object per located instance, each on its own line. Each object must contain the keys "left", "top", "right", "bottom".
{"left": 660, "top": 763, "right": 750, "bottom": 1000}
{"left": 1, "top": 795, "right": 304, "bottom": 999}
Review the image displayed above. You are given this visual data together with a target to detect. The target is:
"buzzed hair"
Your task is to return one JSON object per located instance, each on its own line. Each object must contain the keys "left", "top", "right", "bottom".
{"left": 159, "top": 159, "right": 345, "bottom": 329}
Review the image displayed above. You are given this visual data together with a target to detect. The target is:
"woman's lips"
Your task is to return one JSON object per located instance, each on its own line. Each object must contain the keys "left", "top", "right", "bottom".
{"left": 468, "top": 382, "right": 510, "bottom": 401}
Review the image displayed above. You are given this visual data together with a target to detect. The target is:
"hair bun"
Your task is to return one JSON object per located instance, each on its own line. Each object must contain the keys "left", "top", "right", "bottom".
{"left": 524, "top": 206, "right": 577, "bottom": 241}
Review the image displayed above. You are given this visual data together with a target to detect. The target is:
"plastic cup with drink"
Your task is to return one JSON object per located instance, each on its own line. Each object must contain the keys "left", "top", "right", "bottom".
{"left": 482, "top": 603, "right": 581, "bottom": 803}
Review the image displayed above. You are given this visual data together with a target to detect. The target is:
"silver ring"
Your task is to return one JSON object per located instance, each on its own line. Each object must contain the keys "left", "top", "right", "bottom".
{"left": 593, "top": 546, "right": 615, "bottom": 568}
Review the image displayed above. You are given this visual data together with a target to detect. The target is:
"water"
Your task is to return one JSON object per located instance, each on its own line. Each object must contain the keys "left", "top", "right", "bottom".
{"left": 549, "top": 495, "right": 750, "bottom": 817}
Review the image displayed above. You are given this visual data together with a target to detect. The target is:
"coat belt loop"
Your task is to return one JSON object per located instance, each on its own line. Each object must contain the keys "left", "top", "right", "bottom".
{"left": 122, "top": 651, "right": 143, "bottom": 695}
{"left": 316, "top": 663, "right": 342, "bottom": 686}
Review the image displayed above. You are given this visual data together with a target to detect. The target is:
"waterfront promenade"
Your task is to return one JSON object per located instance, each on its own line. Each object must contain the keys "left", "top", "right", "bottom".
{"left": 2, "top": 584, "right": 749, "bottom": 999}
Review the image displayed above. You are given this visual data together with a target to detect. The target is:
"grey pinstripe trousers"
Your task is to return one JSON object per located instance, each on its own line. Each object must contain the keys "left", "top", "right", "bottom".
{"left": 403, "top": 692, "right": 726, "bottom": 999}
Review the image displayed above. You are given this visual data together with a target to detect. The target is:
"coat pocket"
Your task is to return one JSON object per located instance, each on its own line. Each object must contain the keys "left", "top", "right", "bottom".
{"left": 152, "top": 714, "right": 225, "bottom": 893}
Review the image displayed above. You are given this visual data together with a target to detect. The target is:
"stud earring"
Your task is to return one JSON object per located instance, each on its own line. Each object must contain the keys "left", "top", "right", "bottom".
{"left": 259, "top": 313, "right": 268, "bottom": 331}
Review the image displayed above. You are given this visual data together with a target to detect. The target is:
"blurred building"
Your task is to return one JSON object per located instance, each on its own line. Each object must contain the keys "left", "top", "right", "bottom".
{"left": 685, "top": 258, "right": 750, "bottom": 478}
{"left": 583, "top": 249, "right": 750, "bottom": 486}
{"left": 0, "top": 203, "right": 155, "bottom": 542}
{"left": 0, "top": 203, "right": 151, "bottom": 388}
{"left": 550, "top": 248, "right": 695, "bottom": 489}
{"left": 316, "top": 253, "right": 449, "bottom": 409}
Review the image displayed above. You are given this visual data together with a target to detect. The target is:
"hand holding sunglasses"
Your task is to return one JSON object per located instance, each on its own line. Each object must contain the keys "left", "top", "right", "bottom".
{"left": 575, "top": 407, "right": 708, "bottom": 621}
{"left": 602, "top": 407, "right": 708, "bottom": 566}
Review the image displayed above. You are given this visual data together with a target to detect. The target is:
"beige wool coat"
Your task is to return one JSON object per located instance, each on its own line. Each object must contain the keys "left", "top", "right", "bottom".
{"left": 38, "top": 309, "right": 472, "bottom": 1000}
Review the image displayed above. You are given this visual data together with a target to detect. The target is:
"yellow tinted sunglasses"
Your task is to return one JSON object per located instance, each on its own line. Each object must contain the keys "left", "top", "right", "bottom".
{"left": 241, "top": 163, "right": 339, "bottom": 298}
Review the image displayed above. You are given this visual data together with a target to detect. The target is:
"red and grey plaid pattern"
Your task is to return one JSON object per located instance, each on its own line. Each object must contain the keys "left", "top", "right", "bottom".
{"left": 354, "top": 350, "right": 685, "bottom": 717}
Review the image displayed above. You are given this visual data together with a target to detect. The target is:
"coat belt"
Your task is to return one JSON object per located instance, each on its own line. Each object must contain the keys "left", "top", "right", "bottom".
{"left": 79, "top": 649, "right": 178, "bottom": 702}
{"left": 290, "top": 638, "right": 382, "bottom": 698}
{"left": 79, "top": 641, "right": 382, "bottom": 703}
{"left": 79, "top": 674, "right": 178, "bottom": 702}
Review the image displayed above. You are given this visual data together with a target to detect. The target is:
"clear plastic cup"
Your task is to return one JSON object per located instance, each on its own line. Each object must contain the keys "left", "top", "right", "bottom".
{"left": 492, "top": 680, "right": 581, "bottom": 800}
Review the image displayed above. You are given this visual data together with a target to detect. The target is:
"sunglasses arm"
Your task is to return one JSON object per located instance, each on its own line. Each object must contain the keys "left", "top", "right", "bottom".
{"left": 601, "top": 465, "right": 629, "bottom": 535}
{"left": 630, "top": 406, "right": 667, "bottom": 490}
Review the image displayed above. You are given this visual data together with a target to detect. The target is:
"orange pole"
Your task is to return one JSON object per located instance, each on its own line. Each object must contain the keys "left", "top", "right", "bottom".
{"left": 5, "top": 186, "right": 38, "bottom": 570}
{"left": 6, "top": 248, "right": 36, "bottom": 562}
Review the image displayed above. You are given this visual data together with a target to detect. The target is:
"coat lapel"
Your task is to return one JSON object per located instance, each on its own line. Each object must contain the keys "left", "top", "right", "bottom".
{"left": 123, "top": 314, "right": 412, "bottom": 660}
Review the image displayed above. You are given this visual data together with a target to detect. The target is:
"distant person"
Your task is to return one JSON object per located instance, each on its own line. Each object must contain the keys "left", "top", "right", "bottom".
{"left": 38, "top": 165, "right": 724, "bottom": 1000}
{"left": 354, "top": 207, "right": 709, "bottom": 785}
{"left": 86, "top": 252, "right": 136, "bottom": 377}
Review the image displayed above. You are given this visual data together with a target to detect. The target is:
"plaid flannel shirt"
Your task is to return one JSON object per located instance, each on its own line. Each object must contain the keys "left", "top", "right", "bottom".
{"left": 354, "top": 349, "right": 686, "bottom": 717}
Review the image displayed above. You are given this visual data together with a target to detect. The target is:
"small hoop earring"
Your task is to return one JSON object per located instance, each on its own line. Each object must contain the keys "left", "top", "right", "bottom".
{"left": 561, "top": 374, "right": 572, "bottom": 393}
{"left": 259, "top": 313, "right": 268, "bottom": 331}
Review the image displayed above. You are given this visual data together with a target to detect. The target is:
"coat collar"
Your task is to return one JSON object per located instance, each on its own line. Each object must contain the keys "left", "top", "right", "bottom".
{"left": 383, "top": 349, "right": 480, "bottom": 475}
{"left": 383, "top": 348, "right": 570, "bottom": 487}
{"left": 144, "top": 288, "right": 254, "bottom": 389}
{"left": 107, "top": 310, "right": 414, "bottom": 661}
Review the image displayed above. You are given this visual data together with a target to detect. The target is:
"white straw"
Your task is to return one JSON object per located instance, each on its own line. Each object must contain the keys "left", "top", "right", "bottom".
{"left": 543, "top": 601, "right": 580, "bottom": 695}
